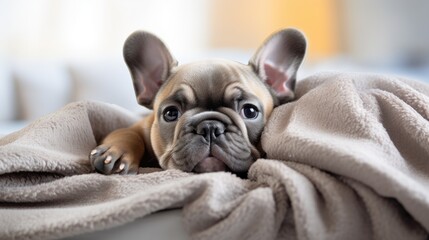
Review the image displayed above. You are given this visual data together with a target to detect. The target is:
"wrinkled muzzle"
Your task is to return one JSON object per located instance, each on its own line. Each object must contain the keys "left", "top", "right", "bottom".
{"left": 160, "top": 110, "right": 260, "bottom": 173}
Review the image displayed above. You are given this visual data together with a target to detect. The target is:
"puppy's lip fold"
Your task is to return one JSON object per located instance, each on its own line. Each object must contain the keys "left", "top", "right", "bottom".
{"left": 192, "top": 156, "right": 228, "bottom": 173}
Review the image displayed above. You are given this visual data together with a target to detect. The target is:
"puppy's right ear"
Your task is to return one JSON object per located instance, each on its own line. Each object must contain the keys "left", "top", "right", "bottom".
{"left": 123, "top": 31, "right": 177, "bottom": 109}
{"left": 250, "top": 29, "right": 306, "bottom": 105}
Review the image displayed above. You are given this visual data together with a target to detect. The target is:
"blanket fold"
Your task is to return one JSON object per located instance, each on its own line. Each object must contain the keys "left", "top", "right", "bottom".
{"left": 1, "top": 73, "right": 428, "bottom": 240}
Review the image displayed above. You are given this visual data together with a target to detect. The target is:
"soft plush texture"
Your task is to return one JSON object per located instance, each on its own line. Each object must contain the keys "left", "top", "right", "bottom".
{"left": 1, "top": 72, "right": 429, "bottom": 240}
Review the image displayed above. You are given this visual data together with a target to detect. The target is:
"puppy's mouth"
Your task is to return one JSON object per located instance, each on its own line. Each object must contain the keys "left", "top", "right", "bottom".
{"left": 192, "top": 156, "right": 230, "bottom": 173}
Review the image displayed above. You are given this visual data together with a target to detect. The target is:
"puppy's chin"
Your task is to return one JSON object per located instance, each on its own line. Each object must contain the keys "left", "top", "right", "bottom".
{"left": 192, "top": 157, "right": 228, "bottom": 173}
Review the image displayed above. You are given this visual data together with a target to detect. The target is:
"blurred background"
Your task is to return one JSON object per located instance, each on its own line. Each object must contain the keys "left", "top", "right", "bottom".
{"left": 1, "top": 0, "right": 429, "bottom": 134}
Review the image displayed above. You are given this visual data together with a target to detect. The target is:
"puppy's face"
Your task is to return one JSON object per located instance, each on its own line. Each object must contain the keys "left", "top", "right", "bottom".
{"left": 151, "top": 60, "right": 273, "bottom": 173}
{"left": 123, "top": 29, "right": 306, "bottom": 173}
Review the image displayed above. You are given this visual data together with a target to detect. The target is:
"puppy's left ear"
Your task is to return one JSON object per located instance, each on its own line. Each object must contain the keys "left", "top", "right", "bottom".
{"left": 250, "top": 28, "right": 306, "bottom": 104}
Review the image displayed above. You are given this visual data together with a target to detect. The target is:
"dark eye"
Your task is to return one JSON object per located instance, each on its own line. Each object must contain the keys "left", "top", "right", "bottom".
{"left": 162, "top": 106, "right": 181, "bottom": 122}
{"left": 240, "top": 104, "right": 259, "bottom": 119}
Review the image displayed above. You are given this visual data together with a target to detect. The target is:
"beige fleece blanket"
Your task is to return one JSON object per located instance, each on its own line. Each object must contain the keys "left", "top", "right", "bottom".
{"left": 1, "top": 72, "right": 429, "bottom": 240}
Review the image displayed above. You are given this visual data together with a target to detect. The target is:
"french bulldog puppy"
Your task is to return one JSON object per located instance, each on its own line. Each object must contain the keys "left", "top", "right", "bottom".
{"left": 89, "top": 28, "right": 306, "bottom": 175}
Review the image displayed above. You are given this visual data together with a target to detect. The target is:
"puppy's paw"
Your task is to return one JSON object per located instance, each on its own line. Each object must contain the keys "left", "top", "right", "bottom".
{"left": 89, "top": 145, "right": 139, "bottom": 175}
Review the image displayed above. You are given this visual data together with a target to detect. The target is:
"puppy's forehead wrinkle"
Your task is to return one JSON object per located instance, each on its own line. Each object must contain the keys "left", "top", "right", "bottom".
{"left": 167, "top": 60, "right": 251, "bottom": 108}
{"left": 168, "top": 84, "right": 197, "bottom": 108}
{"left": 188, "top": 111, "right": 233, "bottom": 125}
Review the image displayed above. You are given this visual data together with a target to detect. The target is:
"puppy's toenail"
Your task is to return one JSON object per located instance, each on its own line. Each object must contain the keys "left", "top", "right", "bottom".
{"left": 104, "top": 155, "right": 112, "bottom": 164}
{"left": 119, "top": 163, "right": 125, "bottom": 171}
{"left": 90, "top": 149, "right": 97, "bottom": 155}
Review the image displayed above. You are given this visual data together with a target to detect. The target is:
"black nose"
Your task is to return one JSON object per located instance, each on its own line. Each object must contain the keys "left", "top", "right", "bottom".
{"left": 196, "top": 120, "right": 225, "bottom": 142}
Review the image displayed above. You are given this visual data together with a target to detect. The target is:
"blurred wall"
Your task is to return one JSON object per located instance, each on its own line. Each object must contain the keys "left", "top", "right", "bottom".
{"left": 340, "top": 0, "right": 429, "bottom": 66}
{"left": 0, "top": 0, "right": 210, "bottom": 59}
{"left": 208, "top": 0, "right": 340, "bottom": 61}
{"left": 0, "top": 0, "right": 340, "bottom": 61}
{"left": 0, "top": 0, "right": 428, "bottom": 66}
